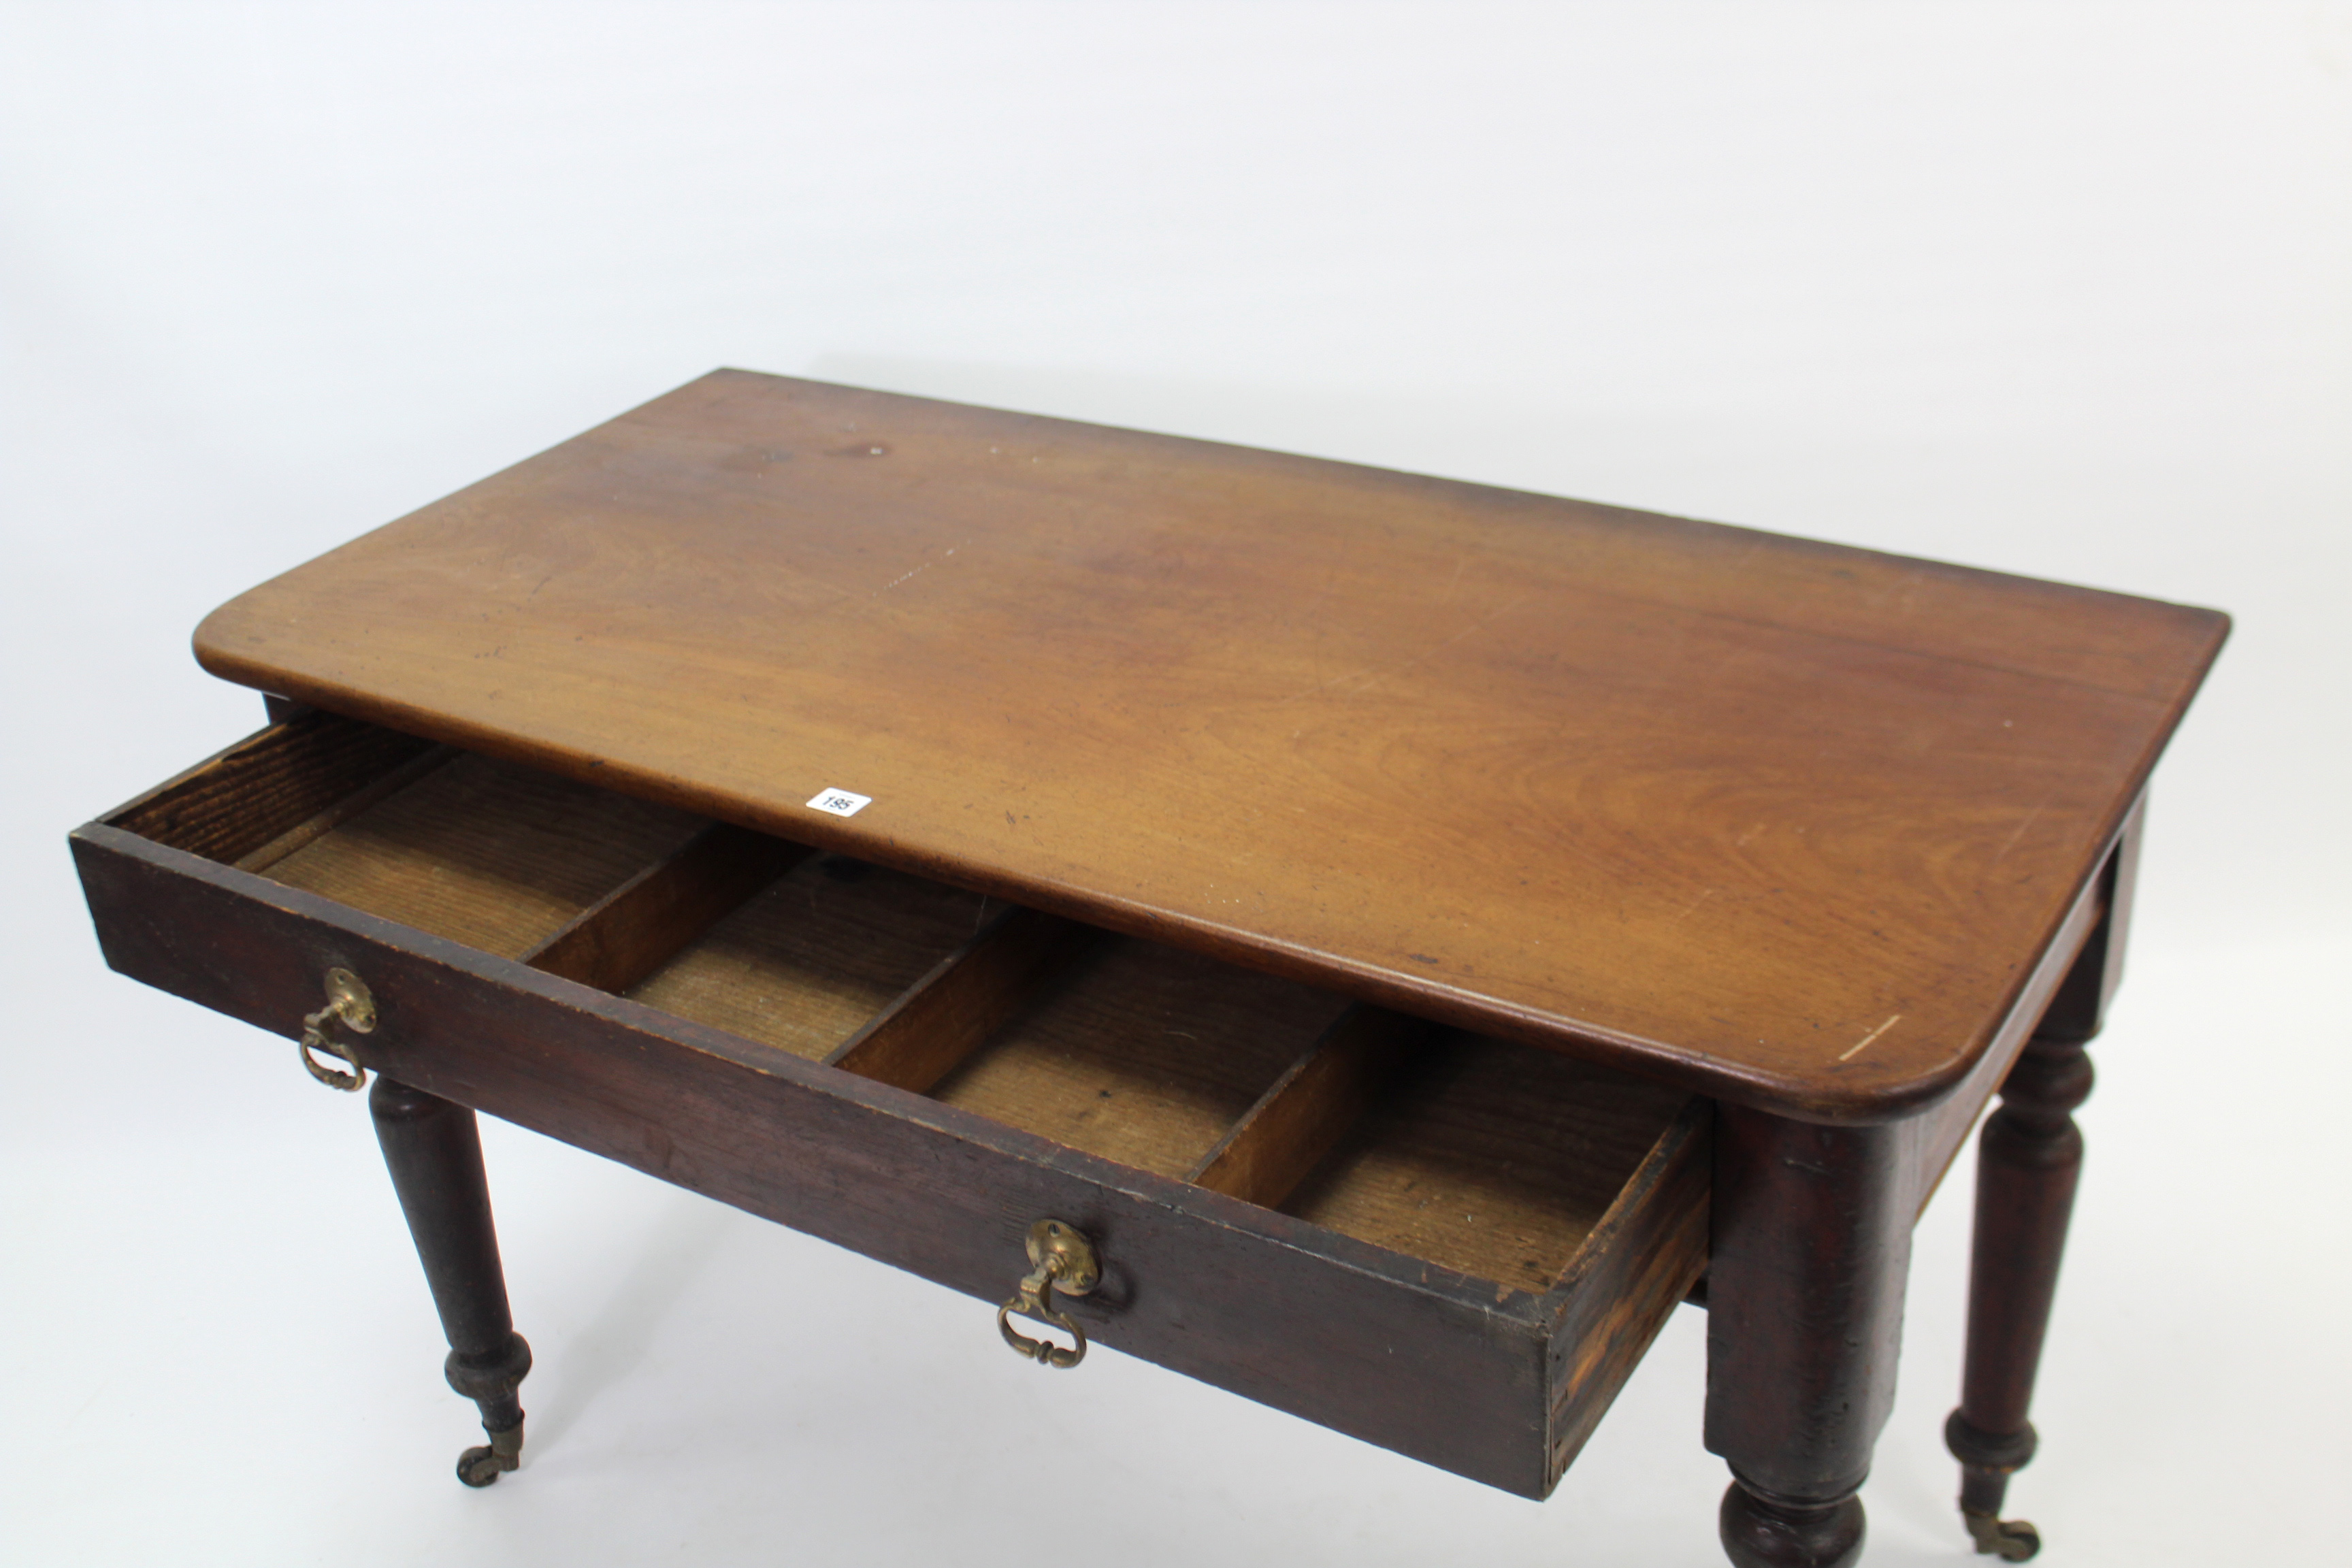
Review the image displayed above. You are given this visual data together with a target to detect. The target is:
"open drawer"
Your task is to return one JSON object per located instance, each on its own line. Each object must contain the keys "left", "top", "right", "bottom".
{"left": 71, "top": 711, "right": 1709, "bottom": 1499}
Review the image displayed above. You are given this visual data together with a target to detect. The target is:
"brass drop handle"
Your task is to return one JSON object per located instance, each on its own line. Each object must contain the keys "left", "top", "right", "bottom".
{"left": 299, "top": 967, "right": 377, "bottom": 1091}
{"left": 996, "top": 1218, "right": 1100, "bottom": 1369}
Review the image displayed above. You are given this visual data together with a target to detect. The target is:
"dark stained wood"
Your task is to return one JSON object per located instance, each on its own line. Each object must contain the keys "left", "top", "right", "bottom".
{"left": 106, "top": 712, "right": 436, "bottom": 864}
{"left": 70, "top": 819, "right": 1710, "bottom": 1499}
{"left": 1705, "top": 1107, "right": 1912, "bottom": 1565}
{"left": 1944, "top": 1040, "right": 2085, "bottom": 1558}
{"left": 1187, "top": 1005, "right": 1429, "bottom": 1209}
{"left": 2035, "top": 791, "right": 2144, "bottom": 1046}
{"left": 1719, "top": 1487, "right": 1865, "bottom": 1568}
{"left": 926, "top": 936, "right": 1348, "bottom": 1181}
{"left": 625, "top": 853, "right": 996, "bottom": 1060}
{"left": 523, "top": 823, "right": 808, "bottom": 992}
{"left": 825, "top": 907, "right": 1096, "bottom": 1093}
{"left": 370, "top": 1076, "right": 532, "bottom": 1486}
{"left": 190, "top": 372, "right": 2231, "bottom": 1121}
{"left": 1944, "top": 874, "right": 2118, "bottom": 1559}
{"left": 260, "top": 751, "right": 706, "bottom": 958}
{"left": 1541, "top": 1096, "right": 1711, "bottom": 1487}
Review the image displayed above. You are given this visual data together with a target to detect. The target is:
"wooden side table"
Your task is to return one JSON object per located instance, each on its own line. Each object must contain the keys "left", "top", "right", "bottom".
{"left": 73, "top": 373, "right": 2225, "bottom": 1566}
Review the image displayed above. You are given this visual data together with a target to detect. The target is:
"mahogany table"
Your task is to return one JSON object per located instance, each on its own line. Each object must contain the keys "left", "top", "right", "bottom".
{"left": 73, "top": 372, "right": 2226, "bottom": 1565}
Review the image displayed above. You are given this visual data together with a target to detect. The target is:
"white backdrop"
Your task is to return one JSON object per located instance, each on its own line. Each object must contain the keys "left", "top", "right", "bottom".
{"left": 4, "top": 5, "right": 2347, "bottom": 1565}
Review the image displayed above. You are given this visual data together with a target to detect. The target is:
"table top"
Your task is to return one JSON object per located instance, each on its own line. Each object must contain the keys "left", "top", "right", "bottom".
{"left": 195, "top": 371, "right": 2226, "bottom": 1120}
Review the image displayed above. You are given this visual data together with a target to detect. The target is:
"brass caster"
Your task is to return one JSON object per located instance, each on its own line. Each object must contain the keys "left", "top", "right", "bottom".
{"left": 456, "top": 1421, "right": 523, "bottom": 1488}
{"left": 1964, "top": 1509, "right": 2041, "bottom": 1562}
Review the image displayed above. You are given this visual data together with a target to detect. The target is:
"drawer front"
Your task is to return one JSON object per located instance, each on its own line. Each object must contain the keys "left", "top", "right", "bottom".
{"left": 74, "top": 717, "right": 1709, "bottom": 1499}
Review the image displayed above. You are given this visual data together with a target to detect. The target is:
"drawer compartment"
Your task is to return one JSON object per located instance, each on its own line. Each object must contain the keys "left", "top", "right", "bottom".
{"left": 627, "top": 853, "right": 999, "bottom": 1060}
{"left": 927, "top": 938, "right": 1351, "bottom": 1179}
{"left": 74, "top": 712, "right": 1709, "bottom": 1499}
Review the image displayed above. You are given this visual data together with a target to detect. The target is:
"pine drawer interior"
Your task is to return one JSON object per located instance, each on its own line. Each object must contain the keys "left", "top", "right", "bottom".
{"left": 105, "top": 713, "right": 1697, "bottom": 1298}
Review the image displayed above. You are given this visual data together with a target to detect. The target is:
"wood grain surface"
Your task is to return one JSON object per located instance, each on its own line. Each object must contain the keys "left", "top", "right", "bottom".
{"left": 265, "top": 752, "right": 706, "bottom": 958}
{"left": 1188, "top": 1004, "right": 1430, "bottom": 1209}
{"left": 193, "top": 372, "right": 2229, "bottom": 1118}
{"left": 1284, "top": 1032, "right": 1690, "bottom": 1294}
{"left": 522, "top": 823, "right": 808, "bottom": 993}
{"left": 823, "top": 906, "right": 1096, "bottom": 1094}
{"left": 108, "top": 710, "right": 439, "bottom": 866}
{"left": 627, "top": 852, "right": 992, "bottom": 1060}
{"left": 928, "top": 935, "right": 1347, "bottom": 1179}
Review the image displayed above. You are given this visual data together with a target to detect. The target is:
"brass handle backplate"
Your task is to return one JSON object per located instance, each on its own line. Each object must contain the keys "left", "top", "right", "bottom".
{"left": 299, "top": 966, "right": 377, "bottom": 1091}
{"left": 996, "top": 1218, "right": 1100, "bottom": 1369}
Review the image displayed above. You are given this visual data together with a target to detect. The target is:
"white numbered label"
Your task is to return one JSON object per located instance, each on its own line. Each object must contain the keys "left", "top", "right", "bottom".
{"left": 805, "top": 787, "right": 872, "bottom": 818}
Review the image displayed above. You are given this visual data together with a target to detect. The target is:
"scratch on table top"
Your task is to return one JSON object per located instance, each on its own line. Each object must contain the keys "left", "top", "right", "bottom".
{"left": 1987, "top": 794, "right": 2054, "bottom": 872}
{"left": 1672, "top": 887, "right": 1719, "bottom": 923}
{"left": 1838, "top": 1014, "right": 1904, "bottom": 1062}
{"left": 873, "top": 546, "right": 959, "bottom": 596}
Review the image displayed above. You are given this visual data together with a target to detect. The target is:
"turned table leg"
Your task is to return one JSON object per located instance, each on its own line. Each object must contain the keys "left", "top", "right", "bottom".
{"left": 1946, "top": 807, "right": 2137, "bottom": 1559}
{"left": 1706, "top": 1108, "right": 1911, "bottom": 1568}
{"left": 370, "top": 1075, "right": 534, "bottom": 1486}
{"left": 1943, "top": 1030, "right": 2087, "bottom": 1561}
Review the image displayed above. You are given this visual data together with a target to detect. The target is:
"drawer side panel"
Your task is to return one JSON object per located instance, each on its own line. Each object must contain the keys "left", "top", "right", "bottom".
{"left": 1541, "top": 1098, "right": 1712, "bottom": 1490}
